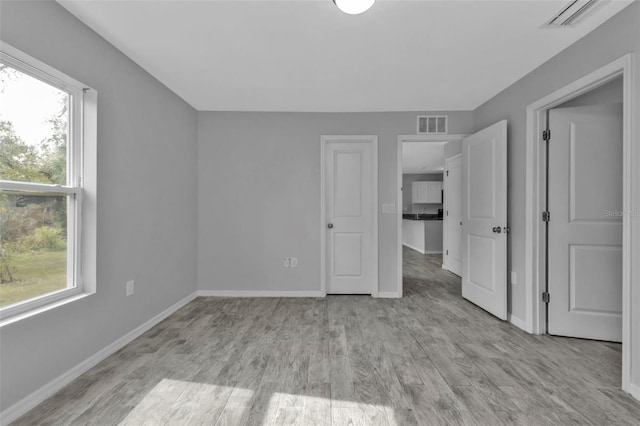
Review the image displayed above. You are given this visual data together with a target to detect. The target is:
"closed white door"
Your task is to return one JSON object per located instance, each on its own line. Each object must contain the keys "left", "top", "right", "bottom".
{"left": 548, "top": 103, "right": 623, "bottom": 342}
{"left": 323, "top": 136, "right": 377, "bottom": 294}
{"left": 462, "top": 121, "right": 508, "bottom": 320}
{"left": 445, "top": 154, "right": 462, "bottom": 276}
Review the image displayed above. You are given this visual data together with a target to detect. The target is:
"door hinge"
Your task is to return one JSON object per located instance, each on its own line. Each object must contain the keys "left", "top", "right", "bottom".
{"left": 542, "top": 292, "right": 550, "bottom": 303}
{"left": 542, "top": 129, "right": 551, "bottom": 141}
{"left": 542, "top": 211, "right": 550, "bottom": 222}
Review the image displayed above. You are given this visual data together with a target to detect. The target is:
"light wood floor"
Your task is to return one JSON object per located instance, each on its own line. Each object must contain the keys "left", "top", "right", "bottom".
{"left": 12, "top": 247, "right": 640, "bottom": 425}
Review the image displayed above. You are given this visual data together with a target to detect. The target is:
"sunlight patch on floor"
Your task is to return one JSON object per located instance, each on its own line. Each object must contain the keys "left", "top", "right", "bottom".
{"left": 270, "top": 392, "right": 395, "bottom": 425}
{"left": 117, "top": 379, "right": 399, "bottom": 425}
{"left": 118, "top": 379, "right": 242, "bottom": 425}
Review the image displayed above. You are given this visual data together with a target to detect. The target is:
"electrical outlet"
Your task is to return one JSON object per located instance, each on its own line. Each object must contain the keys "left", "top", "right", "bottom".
{"left": 126, "top": 280, "right": 134, "bottom": 296}
{"left": 283, "top": 257, "right": 290, "bottom": 268}
{"left": 291, "top": 257, "right": 298, "bottom": 268}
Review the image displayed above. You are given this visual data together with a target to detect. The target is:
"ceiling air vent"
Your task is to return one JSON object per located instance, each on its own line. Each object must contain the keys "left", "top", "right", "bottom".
{"left": 417, "top": 115, "right": 448, "bottom": 134}
{"left": 545, "top": 0, "right": 599, "bottom": 27}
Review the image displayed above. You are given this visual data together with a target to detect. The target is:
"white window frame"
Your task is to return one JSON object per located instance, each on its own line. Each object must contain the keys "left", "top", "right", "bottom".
{"left": 0, "top": 42, "right": 97, "bottom": 323}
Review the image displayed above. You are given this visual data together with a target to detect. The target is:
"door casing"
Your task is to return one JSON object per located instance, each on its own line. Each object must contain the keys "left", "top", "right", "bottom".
{"left": 525, "top": 54, "right": 636, "bottom": 396}
{"left": 320, "top": 135, "right": 378, "bottom": 297}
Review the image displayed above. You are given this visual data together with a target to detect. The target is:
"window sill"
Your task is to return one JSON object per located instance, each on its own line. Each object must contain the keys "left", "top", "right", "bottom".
{"left": 0, "top": 291, "right": 94, "bottom": 328}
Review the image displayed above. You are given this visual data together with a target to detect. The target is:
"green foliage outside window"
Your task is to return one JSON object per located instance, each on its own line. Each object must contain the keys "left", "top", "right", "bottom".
{"left": 0, "top": 65, "right": 69, "bottom": 301}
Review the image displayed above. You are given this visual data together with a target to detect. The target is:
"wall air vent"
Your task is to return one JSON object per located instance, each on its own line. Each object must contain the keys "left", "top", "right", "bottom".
{"left": 545, "top": 0, "right": 599, "bottom": 27}
{"left": 417, "top": 115, "right": 448, "bottom": 134}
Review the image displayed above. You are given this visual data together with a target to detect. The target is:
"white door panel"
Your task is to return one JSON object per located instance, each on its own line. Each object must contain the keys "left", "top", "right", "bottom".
{"left": 445, "top": 154, "right": 462, "bottom": 276}
{"left": 548, "top": 103, "right": 623, "bottom": 342}
{"left": 462, "top": 121, "right": 508, "bottom": 321}
{"left": 324, "top": 138, "right": 376, "bottom": 294}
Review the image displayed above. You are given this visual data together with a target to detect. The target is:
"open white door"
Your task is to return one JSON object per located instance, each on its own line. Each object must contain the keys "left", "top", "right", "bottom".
{"left": 462, "top": 121, "right": 508, "bottom": 320}
{"left": 548, "top": 104, "right": 623, "bottom": 342}
{"left": 444, "top": 154, "right": 462, "bottom": 276}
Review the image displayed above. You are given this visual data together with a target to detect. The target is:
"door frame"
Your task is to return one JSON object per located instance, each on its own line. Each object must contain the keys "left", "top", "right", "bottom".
{"left": 443, "top": 153, "right": 462, "bottom": 275}
{"left": 320, "top": 135, "right": 379, "bottom": 297}
{"left": 396, "top": 134, "right": 467, "bottom": 297}
{"left": 525, "top": 54, "right": 637, "bottom": 395}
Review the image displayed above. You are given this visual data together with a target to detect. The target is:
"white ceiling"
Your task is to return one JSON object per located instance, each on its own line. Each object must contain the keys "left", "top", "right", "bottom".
{"left": 57, "top": 0, "right": 633, "bottom": 112}
{"left": 403, "top": 142, "right": 445, "bottom": 174}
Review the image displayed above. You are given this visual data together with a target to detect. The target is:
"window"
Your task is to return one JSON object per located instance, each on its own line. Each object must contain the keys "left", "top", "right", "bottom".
{"left": 0, "top": 43, "right": 96, "bottom": 321}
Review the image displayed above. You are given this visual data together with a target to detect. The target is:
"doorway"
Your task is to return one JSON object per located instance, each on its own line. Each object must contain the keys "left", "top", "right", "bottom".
{"left": 396, "top": 135, "right": 466, "bottom": 297}
{"left": 525, "top": 54, "right": 636, "bottom": 395}
{"left": 546, "top": 83, "right": 623, "bottom": 341}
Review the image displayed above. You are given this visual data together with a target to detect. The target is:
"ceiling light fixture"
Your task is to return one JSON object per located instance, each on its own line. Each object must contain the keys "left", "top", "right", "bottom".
{"left": 333, "top": 0, "right": 376, "bottom": 15}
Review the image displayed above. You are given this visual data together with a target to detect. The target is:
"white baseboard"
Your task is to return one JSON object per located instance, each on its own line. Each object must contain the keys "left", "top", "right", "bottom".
{"left": 402, "top": 243, "right": 425, "bottom": 254}
{"left": 508, "top": 313, "right": 528, "bottom": 332}
{"left": 0, "top": 292, "right": 198, "bottom": 426}
{"left": 402, "top": 244, "right": 442, "bottom": 255}
{"left": 376, "top": 291, "right": 401, "bottom": 298}
{"left": 197, "top": 290, "right": 325, "bottom": 298}
{"left": 629, "top": 382, "right": 640, "bottom": 401}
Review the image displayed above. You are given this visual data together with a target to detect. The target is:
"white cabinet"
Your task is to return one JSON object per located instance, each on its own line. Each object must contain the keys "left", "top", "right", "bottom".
{"left": 412, "top": 181, "right": 442, "bottom": 204}
{"left": 412, "top": 182, "right": 429, "bottom": 203}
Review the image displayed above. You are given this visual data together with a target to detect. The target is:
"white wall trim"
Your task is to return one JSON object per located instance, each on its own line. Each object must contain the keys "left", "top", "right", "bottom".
{"left": 376, "top": 291, "right": 402, "bottom": 299}
{"left": 320, "top": 135, "right": 378, "bottom": 297}
{"left": 525, "top": 53, "right": 636, "bottom": 396}
{"left": 630, "top": 383, "right": 640, "bottom": 401}
{"left": 197, "top": 290, "right": 325, "bottom": 298}
{"left": 0, "top": 292, "right": 198, "bottom": 425}
{"left": 402, "top": 242, "right": 426, "bottom": 255}
{"left": 397, "top": 135, "right": 467, "bottom": 298}
{"left": 508, "top": 313, "right": 529, "bottom": 332}
{"left": 398, "top": 134, "right": 469, "bottom": 143}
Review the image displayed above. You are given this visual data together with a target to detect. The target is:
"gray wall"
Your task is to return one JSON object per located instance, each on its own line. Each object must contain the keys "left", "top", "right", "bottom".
{"left": 402, "top": 174, "right": 443, "bottom": 214}
{"left": 0, "top": 1, "right": 198, "bottom": 410}
{"left": 444, "top": 140, "right": 462, "bottom": 159}
{"left": 473, "top": 0, "right": 640, "bottom": 374}
{"left": 197, "top": 111, "right": 474, "bottom": 294}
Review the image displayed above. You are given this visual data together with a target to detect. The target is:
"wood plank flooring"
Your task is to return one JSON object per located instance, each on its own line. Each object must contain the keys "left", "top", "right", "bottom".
{"left": 11, "top": 247, "right": 640, "bottom": 425}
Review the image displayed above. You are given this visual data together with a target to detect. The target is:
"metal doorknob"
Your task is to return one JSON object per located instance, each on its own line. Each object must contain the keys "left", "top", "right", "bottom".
{"left": 327, "top": 223, "right": 334, "bottom": 229}
{"left": 492, "top": 226, "right": 502, "bottom": 233}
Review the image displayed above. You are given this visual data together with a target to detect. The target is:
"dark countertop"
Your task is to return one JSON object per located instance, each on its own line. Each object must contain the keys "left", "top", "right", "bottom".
{"left": 403, "top": 214, "right": 443, "bottom": 221}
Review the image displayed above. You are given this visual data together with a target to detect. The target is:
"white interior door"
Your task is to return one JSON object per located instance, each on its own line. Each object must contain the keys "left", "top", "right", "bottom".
{"left": 462, "top": 121, "right": 508, "bottom": 320}
{"left": 324, "top": 137, "right": 377, "bottom": 294}
{"left": 548, "top": 103, "right": 623, "bottom": 342}
{"left": 445, "top": 154, "right": 462, "bottom": 276}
